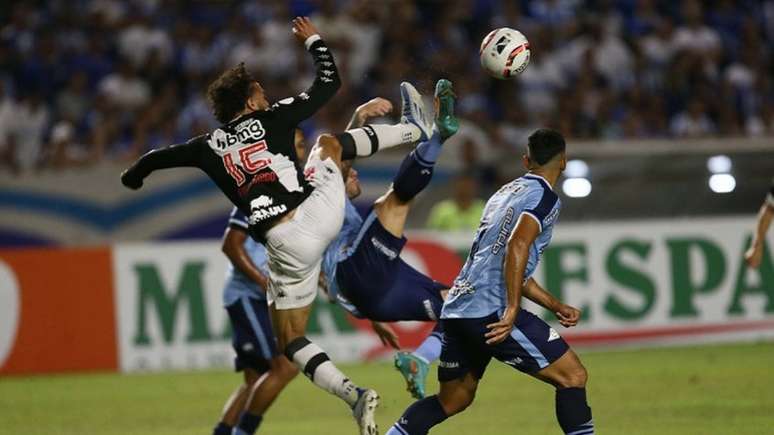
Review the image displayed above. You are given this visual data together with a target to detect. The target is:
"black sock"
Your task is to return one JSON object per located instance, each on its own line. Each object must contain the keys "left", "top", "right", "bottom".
{"left": 556, "top": 387, "right": 593, "bottom": 434}
{"left": 212, "top": 422, "right": 232, "bottom": 435}
{"left": 392, "top": 150, "right": 435, "bottom": 202}
{"left": 236, "top": 412, "right": 263, "bottom": 434}
{"left": 389, "top": 395, "right": 448, "bottom": 435}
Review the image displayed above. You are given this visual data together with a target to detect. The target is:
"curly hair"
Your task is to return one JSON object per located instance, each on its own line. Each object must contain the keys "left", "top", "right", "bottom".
{"left": 207, "top": 63, "right": 256, "bottom": 124}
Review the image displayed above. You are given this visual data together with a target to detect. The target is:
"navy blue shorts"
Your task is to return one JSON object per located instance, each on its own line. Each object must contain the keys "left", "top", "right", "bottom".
{"left": 225, "top": 296, "right": 278, "bottom": 373}
{"left": 438, "top": 309, "right": 569, "bottom": 382}
{"left": 336, "top": 210, "right": 446, "bottom": 322}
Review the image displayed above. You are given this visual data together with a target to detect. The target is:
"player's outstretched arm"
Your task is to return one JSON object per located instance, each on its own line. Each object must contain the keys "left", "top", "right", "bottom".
{"left": 272, "top": 17, "right": 341, "bottom": 127}
{"left": 120, "top": 139, "right": 204, "bottom": 190}
{"left": 745, "top": 199, "right": 774, "bottom": 268}
{"left": 485, "top": 214, "right": 540, "bottom": 345}
{"left": 222, "top": 226, "right": 269, "bottom": 291}
{"left": 523, "top": 278, "right": 581, "bottom": 328}
{"left": 346, "top": 98, "right": 393, "bottom": 130}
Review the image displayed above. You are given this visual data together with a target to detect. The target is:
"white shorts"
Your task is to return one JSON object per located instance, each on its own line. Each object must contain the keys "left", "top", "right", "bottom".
{"left": 265, "top": 155, "right": 345, "bottom": 310}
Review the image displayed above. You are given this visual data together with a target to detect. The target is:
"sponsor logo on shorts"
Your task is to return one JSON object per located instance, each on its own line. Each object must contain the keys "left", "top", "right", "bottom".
{"left": 371, "top": 237, "right": 398, "bottom": 260}
{"left": 296, "top": 290, "right": 315, "bottom": 301}
{"left": 242, "top": 343, "right": 254, "bottom": 352}
{"left": 548, "top": 328, "right": 561, "bottom": 342}
{"left": 439, "top": 360, "right": 459, "bottom": 369}
{"left": 423, "top": 299, "right": 437, "bottom": 320}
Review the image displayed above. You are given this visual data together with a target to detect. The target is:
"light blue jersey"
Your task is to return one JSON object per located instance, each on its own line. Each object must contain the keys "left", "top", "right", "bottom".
{"left": 222, "top": 207, "right": 270, "bottom": 306}
{"left": 321, "top": 198, "right": 365, "bottom": 316}
{"left": 441, "top": 174, "right": 561, "bottom": 319}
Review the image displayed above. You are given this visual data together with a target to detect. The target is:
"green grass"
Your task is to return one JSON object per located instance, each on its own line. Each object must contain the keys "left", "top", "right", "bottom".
{"left": 2, "top": 342, "right": 773, "bottom": 434}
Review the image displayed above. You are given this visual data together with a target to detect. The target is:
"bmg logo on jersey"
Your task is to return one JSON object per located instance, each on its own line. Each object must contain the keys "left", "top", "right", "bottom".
{"left": 209, "top": 119, "right": 266, "bottom": 151}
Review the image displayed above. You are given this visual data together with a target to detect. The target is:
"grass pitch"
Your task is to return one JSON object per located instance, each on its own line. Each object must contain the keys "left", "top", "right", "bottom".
{"left": 2, "top": 342, "right": 773, "bottom": 434}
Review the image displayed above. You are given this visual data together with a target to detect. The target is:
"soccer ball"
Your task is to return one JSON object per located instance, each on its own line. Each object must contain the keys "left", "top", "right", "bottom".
{"left": 479, "top": 28, "right": 531, "bottom": 79}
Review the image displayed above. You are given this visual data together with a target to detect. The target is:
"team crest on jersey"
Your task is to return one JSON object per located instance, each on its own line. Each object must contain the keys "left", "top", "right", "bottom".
{"left": 208, "top": 119, "right": 266, "bottom": 151}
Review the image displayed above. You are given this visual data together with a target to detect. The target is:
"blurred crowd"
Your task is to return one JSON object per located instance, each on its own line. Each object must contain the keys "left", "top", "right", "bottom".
{"left": 0, "top": 0, "right": 772, "bottom": 176}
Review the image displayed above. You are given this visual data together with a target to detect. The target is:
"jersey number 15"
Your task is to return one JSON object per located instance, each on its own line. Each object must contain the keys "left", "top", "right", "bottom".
{"left": 222, "top": 140, "right": 272, "bottom": 185}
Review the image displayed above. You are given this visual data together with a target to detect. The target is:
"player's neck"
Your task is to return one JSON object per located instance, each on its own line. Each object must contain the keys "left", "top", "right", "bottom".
{"left": 527, "top": 170, "right": 560, "bottom": 189}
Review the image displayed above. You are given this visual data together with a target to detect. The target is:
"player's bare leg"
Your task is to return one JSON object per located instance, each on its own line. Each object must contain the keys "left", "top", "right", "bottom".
{"left": 531, "top": 350, "right": 594, "bottom": 435}
{"left": 214, "top": 368, "right": 261, "bottom": 434}
{"left": 231, "top": 356, "right": 298, "bottom": 435}
{"left": 269, "top": 302, "right": 379, "bottom": 435}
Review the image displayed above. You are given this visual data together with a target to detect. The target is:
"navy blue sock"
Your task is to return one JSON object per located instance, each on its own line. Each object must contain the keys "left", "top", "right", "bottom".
{"left": 556, "top": 387, "right": 594, "bottom": 434}
{"left": 392, "top": 131, "right": 442, "bottom": 202}
{"left": 212, "top": 422, "right": 232, "bottom": 435}
{"left": 392, "top": 150, "right": 434, "bottom": 202}
{"left": 387, "top": 395, "right": 448, "bottom": 435}
{"left": 234, "top": 412, "right": 263, "bottom": 435}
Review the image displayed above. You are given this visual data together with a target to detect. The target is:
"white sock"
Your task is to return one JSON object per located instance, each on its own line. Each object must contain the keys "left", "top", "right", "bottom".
{"left": 286, "top": 337, "right": 360, "bottom": 407}
{"left": 346, "top": 123, "right": 421, "bottom": 157}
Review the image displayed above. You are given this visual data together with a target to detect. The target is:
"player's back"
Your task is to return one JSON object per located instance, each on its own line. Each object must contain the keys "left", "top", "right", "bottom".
{"left": 442, "top": 174, "right": 561, "bottom": 319}
{"left": 123, "top": 35, "right": 340, "bottom": 240}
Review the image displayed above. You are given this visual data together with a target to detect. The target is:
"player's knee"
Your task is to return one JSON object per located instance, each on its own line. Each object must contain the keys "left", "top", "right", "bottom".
{"left": 559, "top": 364, "right": 588, "bottom": 389}
{"left": 439, "top": 387, "right": 476, "bottom": 416}
{"left": 277, "top": 359, "right": 299, "bottom": 382}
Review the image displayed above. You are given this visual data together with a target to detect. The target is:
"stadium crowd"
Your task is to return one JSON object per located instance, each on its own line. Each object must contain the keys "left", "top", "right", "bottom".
{"left": 0, "top": 0, "right": 772, "bottom": 175}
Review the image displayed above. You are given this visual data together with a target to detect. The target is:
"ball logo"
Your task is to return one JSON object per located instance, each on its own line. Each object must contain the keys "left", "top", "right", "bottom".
{"left": 0, "top": 260, "right": 20, "bottom": 368}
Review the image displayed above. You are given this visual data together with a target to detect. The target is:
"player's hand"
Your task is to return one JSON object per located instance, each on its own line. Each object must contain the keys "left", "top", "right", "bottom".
{"left": 485, "top": 307, "right": 517, "bottom": 345}
{"left": 120, "top": 167, "right": 143, "bottom": 190}
{"left": 292, "top": 17, "right": 319, "bottom": 43}
{"left": 555, "top": 304, "right": 581, "bottom": 328}
{"left": 371, "top": 321, "right": 400, "bottom": 349}
{"left": 745, "top": 244, "right": 763, "bottom": 269}
{"left": 354, "top": 98, "right": 393, "bottom": 124}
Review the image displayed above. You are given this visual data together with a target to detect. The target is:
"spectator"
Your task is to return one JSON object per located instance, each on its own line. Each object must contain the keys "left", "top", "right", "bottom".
{"left": 10, "top": 92, "right": 49, "bottom": 171}
{"left": 98, "top": 62, "right": 150, "bottom": 112}
{"left": 427, "top": 174, "right": 486, "bottom": 232}
{"left": 56, "top": 71, "right": 90, "bottom": 125}
{"left": 670, "top": 99, "right": 715, "bottom": 137}
{"left": 0, "top": 85, "right": 18, "bottom": 172}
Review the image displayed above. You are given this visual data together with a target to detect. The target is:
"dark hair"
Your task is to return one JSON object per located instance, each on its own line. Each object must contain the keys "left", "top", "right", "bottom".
{"left": 527, "top": 128, "right": 566, "bottom": 165}
{"left": 207, "top": 63, "right": 255, "bottom": 124}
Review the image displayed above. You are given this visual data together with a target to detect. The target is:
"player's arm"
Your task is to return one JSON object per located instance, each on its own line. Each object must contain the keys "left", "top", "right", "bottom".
{"left": 345, "top": 98, "right": 393, "bottom": 130}
{"left": 222, "top": 226, "right": 270, "bottom": 291}
{"left": 485, "top": 214, "right": 540, "bottom": 344}
{"left": 120, "top": 138, "right": 204, "bottom": 190}
{"left": 745, "top": 188, "right": 774, "bottom": 268}
{"left": 272, "top": 17, "right": 341, "bottom": 127}
{"left": 523, "top": 278, "right": 581, "bottom": 328}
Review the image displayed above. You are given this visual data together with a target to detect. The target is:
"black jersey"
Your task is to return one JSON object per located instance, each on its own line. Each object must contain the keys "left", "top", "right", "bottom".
{"left": 121, "top": 37, "right": 340, "bottom": 239}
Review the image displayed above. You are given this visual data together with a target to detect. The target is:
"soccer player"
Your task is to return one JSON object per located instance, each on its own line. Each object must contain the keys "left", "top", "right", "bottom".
{"left": 386, "top": 129, "right": 594, "bottom": 435}
{"left": 318, "top": 80, "right": 459, "bottom": 400}
{"left": 744, "top": 178, "right": 774, "bottom": 268}
{"left": 121, "top": 17, "right": 433, "bottom": 435}
{"left": 212, "top": 129, "right": 306, "bottom": 435}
